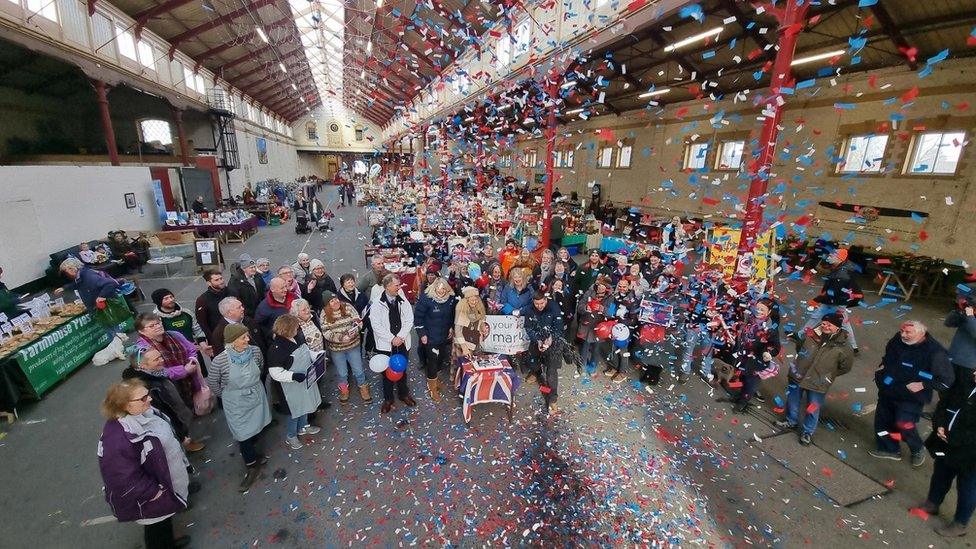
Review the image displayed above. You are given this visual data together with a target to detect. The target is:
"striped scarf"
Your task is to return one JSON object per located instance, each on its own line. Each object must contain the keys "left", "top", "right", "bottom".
{"left": 144, "top": 332, "right": 190, "bottom": 368}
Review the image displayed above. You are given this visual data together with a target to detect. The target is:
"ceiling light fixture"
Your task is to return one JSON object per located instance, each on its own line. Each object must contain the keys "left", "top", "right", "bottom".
{"left": 790, "top": 49, "right": 845, "bottom": 66}
{"left": 565, "top": 107, "right": 584, "bottom": 115}
{"left": 279, "top": 62, "right": 287, "bottom": 72}
{"left": 663, "top": 27, "right": 723, "bottom": 52}
{"left": 291, "top": 83, "right": 298, "bottom": 90}
{"left": 638, "top": 87, "right": 671, "bottom": 98}
{"left": 255, "top": 27, "right": 269, "bottom": 43}
{"left": 366, "top": 41, "right": 373, "bottom": 54}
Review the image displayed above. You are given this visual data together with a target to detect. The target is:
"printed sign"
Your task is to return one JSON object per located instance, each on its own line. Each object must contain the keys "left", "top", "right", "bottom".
{"left": 480, "top": 315, "right": 529, "bottom": 354}
{"left": 638, "top": 299, "right": 674, "bottom": 326}
{"left": 306, "top": 351, "right": 326, "bottom": 389}
{"left": 706, "top": 227, "right": 775, "bottom": 283}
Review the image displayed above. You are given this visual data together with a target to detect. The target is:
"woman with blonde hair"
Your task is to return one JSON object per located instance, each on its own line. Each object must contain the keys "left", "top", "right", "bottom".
{"left": 454, "top": 286, "right": 487, "bottom": 358}
{"left": 510, "top": 246, "right": 538, "bottom": 282}
{"left": 414, "top": 277, "right": 458, "bottom": 402}
{"left": 97, "top": 380, "right": 190, "bottom": 548}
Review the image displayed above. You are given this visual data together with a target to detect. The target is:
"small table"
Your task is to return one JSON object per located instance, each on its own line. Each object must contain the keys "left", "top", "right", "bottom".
{"left": 453, "top": 355, "right": 519, "bottom": 424}
{"left": 147, "top": 256, "right": 183, "bottom": 277}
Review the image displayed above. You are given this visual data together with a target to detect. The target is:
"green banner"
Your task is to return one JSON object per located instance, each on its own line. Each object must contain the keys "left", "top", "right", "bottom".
{"left": 13, "top": 313, "right": 131, "bottom": 398}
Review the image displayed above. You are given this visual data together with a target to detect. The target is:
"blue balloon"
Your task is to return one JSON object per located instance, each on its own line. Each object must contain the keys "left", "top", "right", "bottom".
{"left": 389, "top": 354, "right": 408, "bottom": 373}
{"left": 614, "top": 338, "right": 629, "bottom": 349}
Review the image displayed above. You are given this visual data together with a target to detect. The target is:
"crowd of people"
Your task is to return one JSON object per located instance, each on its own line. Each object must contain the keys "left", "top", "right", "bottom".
{"left": 88, "top": 178, "right": 976, "bottom": 546}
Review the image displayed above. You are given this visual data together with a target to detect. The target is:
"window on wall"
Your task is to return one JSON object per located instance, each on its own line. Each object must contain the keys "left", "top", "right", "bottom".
{"left": 195, "top": 74, "right": 206, "bottom": 94}
{"left": 907, "top": 131, "right": 966, "bottom": 175}
{"left": 683, "top": 142, "right": 709, "bottom": 170}
{"left": 496, "top": 36, "right": 512, "bottom": 67}
{"left": 306, "top": 121, "right": 318, "bottom": 140}
{"left": 182, "top": 64, "right": 194, "bottom": 90}
{"left": 839, "top": 134, "right": 888, "bottom": 173}
{"left": 116, "top": 25, "right": 137, "bottom": 60}
{"left": 715, "top": 140, "right": 744, "bottom": 170}
{"left": 355, "top": 128, "right": 364, "bottom": 141}
{"left": 138, "top": 119, "right": 173, "bottom": 148}
{"left": 137, "top": 40, "right": 155, "bottom": 69}
{"left": 26, "top": 0, "right": 58, "bottom": 22}
{"left": 598, "top": 146, "right": 614, "bottom": 168}
{"left": 616, "top": 144, "right": 633, "bottom": 168}
{"left": 564, "top": 149, "right": 574, "bottom": 168}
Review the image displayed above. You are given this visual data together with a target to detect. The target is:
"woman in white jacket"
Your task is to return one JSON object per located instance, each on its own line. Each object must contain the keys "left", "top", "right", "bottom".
{"left": 369, "top": 274, "right": 416, "bottom": 414}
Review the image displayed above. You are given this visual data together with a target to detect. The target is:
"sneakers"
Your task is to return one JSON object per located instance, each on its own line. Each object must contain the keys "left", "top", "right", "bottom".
{"left": 602, "top": 366, "right": 613, "bottom": 376}
{"left": 753, "top": 392, "right": 766, "bottom": 403}
{"left": 911, "top": 451, "right": 926, "bottom": 468}
{"left": 298, "top": 425, "right": 321, "bottom": 436}
{"left": 935, "top": 521, "right": 968, "bottom": 537}
{"left": 611, "top": 371, "right": 626, "bottom": 383}
{"left": 548, "top": 403, "right": 559, "bottom": 416}
{"left": 286, "top": 437, "right": 303, "bottom": 450}
{"left": 799, "top": 433, "right": 812, "bottom": 446}
{"left": 868, "top": 449, "right": 902, "bottom": 461}
{"left": 339, "top": 386, "right": 350, "bottom": 403}
{"left": 774, "top": 419, "right": 797, "bottom": 430}
{"left": 359, "top": 385, "right": 372, "bottom": 403}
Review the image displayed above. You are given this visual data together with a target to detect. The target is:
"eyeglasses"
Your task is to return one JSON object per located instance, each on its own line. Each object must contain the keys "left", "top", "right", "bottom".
{"left": 129, "top": 392, "right": 151, "bottom": 403}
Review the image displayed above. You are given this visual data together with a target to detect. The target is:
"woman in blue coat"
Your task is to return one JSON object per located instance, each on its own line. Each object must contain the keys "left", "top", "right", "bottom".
{"left": 414, "top": 278, "right": 458, "bottom": 402}
{"left": 499, "top": 269, "right": 535, "bottom": 315}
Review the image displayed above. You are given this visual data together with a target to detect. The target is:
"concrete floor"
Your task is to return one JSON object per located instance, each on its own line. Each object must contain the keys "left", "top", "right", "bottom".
{"left": 0, "top": 184, "right": 970, "bottom": 548}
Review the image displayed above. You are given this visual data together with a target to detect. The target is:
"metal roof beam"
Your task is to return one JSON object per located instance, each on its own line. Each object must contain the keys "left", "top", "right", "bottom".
{"left": 133, "top": 0, "right": 196, "bottom": 38}
{"left": 869, "top": 3, "right": 918, "bottom": 70}
{"left": 167, "top": 0, "right": 278, "bottom": 56}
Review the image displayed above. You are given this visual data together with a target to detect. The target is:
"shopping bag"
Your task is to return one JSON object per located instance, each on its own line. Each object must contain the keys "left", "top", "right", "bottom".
{"left": 93, "top": 295, "right": 130, "bottom": 328}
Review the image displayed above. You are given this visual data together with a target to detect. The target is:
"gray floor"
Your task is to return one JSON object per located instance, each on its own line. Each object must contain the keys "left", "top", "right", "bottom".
{"left": 0, "top": 185, "right": 969, "bottom": 548}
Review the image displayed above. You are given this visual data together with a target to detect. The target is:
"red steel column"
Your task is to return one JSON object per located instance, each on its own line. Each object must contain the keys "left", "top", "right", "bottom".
{"left": 475, "top": 141, "right": 486, "bottom": 191}
{"left": 734, "top": 1, "right": 809, "bottom": 282}
{"left": 420, "top": 126, "right": 431, "bottom": 190}
{"left": 171, "top": 106, "right": 191, "bottom": 167}
{"left": 93, "top": 79, "right": 120, "bottom": 166}
{"left": 440, "top": 125, "right": 449, "bottom": 189}
{"left": 540, "top": 82, "right": 558, "bottom": 251}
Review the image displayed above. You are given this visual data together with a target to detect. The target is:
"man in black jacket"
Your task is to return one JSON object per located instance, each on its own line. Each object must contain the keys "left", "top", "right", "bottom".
{"left": 871, "top": 320, "right": 954, "bottom": 467}
{"left": 195, "top": 268, "right": 228, "bottom": 344}
{"left": 227, "top": 254, "right": 266, "bottom": 317}
{"left": 524, "top": 291, "right": 564, "bottom": 415}
{"left": 799, "top": 248, "right": 863, "bottom": 353}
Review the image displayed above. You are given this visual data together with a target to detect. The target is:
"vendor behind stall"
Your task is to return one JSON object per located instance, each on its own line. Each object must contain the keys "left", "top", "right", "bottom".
{"left": 0, "top": 265, "right": 20, "bottom": 319}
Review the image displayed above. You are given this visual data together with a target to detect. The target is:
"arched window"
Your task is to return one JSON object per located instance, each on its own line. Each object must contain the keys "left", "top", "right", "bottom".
{"left": 137, "top": 119, "right": 174, "bottom": 153}
{"left": 306, "top": 121, "right": 318, "bottom": 140}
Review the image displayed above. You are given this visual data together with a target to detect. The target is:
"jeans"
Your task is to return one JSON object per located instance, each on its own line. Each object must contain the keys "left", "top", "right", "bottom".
{"left": 927, "top": 457, "right": 976, "bottom": 525}
{"left": 144, "top": 517, "right": 175, "bottom": 549}
{"left": 239, "top": 434, "right": 258, "bottom": 465}
{"left": 332, "top": 347, "right": 366, "bottom": 386}
{"left": 802, "top": 304, "right": 857, "bottom": 348}
{"left": 786, "top": 383, "right": 827, "bottom": 435}
{"left": 874, "top": 396, "right": 924, "bottom": 454}
{"left": 680, "top": 327, "right": 714, "bottom": 375}
{"left": 286, "top": 414, "right": 308, "bottom": 439}
{"left": 580, "top": 340, "right": 598, "bottom": 367}
{"left": 603, "top": 339, "right": 630, "bottom": 373}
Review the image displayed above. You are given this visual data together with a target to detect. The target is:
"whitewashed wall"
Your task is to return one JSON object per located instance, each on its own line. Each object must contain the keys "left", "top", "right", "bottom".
{"left": 0, "top": 166, "right": 157, "bottom": 286}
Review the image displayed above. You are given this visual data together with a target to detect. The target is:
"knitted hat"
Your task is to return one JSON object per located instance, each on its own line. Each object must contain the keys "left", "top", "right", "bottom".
{"left": 223, "top": 323, "right": 249, "bottom": 344}
{"left": 309, "top": 258, "right": 326, "bottom": 271}
{"left": 461, "top": 286, "right": 479, "bottom": 298}
{"left": 321, "top": 290, "right": 336, "bottom": 304}
{"left": 150, "top": 288, "right": 175, "bottom": 308}
{"left": 238, "top": 253, "right": 255, "bottom": 268}
{"left": 821, "top": 313, "right": 844, "bottom": 329}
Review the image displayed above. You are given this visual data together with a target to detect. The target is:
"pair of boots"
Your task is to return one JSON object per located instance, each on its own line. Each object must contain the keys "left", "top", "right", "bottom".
{"left": 427, "top": 378, "right": 443, "bottom": 402}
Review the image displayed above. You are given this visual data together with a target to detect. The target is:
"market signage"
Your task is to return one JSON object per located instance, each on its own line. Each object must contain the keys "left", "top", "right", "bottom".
{"left": 14, "top": 313, "right": 113, "bottom": 397}
{"left": 480, "top": 315, "right": 529, "bottom": 354}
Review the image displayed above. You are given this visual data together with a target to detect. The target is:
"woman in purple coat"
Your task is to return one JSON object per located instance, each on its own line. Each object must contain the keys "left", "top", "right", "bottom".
{"left": 97, "top": 380, "right": 191, "bottom": 548}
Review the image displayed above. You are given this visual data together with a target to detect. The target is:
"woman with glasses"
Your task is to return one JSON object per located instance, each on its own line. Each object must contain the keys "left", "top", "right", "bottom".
{"left": 122, "top": 347, "right": 205, "bottom": 453}
{"left": 97, "top": 380, "right": 191, "bottom": 549}
{"left": 134, "top": 313, "right": 212, "bottom": 417}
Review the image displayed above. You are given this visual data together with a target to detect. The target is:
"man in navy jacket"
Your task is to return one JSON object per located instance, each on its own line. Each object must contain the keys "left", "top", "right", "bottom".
{"left": 524, "top": 291, "right": 564, "bottom": 415}
{"left": 871, "top": 321, "right": 954, "bottom": 467}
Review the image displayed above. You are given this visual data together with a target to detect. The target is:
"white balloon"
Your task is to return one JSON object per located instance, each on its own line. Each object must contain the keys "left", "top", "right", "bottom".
{"left": 368, "top": 354, "right": 390, "bottom": 373}
{"left": 611, "top": 323, "right": 631, "bottom": 341}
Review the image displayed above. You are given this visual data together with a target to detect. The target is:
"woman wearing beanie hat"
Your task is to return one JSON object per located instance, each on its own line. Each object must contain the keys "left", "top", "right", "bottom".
{"left": 208, "top": 323, "right": 272, "bottom": 492}
{"left": 151, "top": 289, "right": 207, "bottom": 346}
{"left": 303, "top": 259, "right": 338, "bottom": 315}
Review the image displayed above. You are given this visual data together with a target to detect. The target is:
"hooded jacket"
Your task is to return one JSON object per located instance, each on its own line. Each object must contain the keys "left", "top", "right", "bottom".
{"left": 927, "top": 370, "right": 976, "bottom": 469}
{"left": 945, "top": 308, "right": 976, "bottom": 369}
{"left": 227, "top": 267, "right": 266, "bottom": 316}
{"left": 790, "top": 329, "right": 854, "bottom": 393}
{"left": 524, "top": 300, "right": 564, "bottom": 348}
{"left": 814, "top": 261, "right": 863, "bottom": 307}
{"left": 63, "top": 267, "right": 120, "bottom": 311}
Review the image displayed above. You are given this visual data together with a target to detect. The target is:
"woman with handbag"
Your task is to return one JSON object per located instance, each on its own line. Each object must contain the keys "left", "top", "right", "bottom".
{"left": 134, "top": 313, "right": 213, "bottom": 417}
{"left": 918, "top": 367, "right": 976, "bottom": 537}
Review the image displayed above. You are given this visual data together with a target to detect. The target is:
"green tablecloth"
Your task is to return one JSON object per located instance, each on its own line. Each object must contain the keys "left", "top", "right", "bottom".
{"left": 0, "top": 312, "right": 133, "bottom": 408}
{"left": 561, "top": 233, "right": 587, "bottom": 246}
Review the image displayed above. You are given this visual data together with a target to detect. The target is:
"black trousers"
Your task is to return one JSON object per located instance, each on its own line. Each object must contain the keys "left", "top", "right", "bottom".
{"left": 239, "top": 434, "right": 259, "bottom": 466}
{"left": 423, "top": 342, "right": 452, "bottom": 380}
{"left": 532, "top": 345, "right": 562, "bottom": 407}
{"left": 378, "top": 347, "right": 411, "bottom": 402}
{"left": 143, "top": 517, "right": 175, "bottom": 549}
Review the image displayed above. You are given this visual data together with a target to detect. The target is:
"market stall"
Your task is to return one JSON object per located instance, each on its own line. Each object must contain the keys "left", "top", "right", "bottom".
{"left": 0, "top": 302, "right": 133, "bottom": 412}
{"left": 162, "top": 211, "right": 260, "bottom": 244}
{"left": 453, "top": 354, "right": 519, "bottom": 424}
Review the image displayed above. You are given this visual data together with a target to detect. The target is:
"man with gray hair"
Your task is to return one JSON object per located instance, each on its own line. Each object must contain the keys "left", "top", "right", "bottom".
{"left": 210, "top": 296, "right": 263, "bottom": 356}
{"left": 358, "top": 255, "right": 388, "bottom": 293}
{"left": 871, "top": 320, "right": 954, "bottom": 466}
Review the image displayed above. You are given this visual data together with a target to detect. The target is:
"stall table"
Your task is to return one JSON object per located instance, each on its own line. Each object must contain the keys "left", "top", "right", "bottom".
{"left": 453, "top": 355, "right": 519, "bottom": 424}
{"left": 163, "top": 216, "right": 259, "bottom": 244}
{"left": 0, "top": 311, "right": 133, "bottom": 412}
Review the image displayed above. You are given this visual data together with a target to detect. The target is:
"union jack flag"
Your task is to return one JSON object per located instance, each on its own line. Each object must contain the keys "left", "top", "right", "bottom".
{"left": 452, "top": 247, "right": 477, "bottom": 263}
{"left": 455, "top": 358, "right": 518, "bottom": 423}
